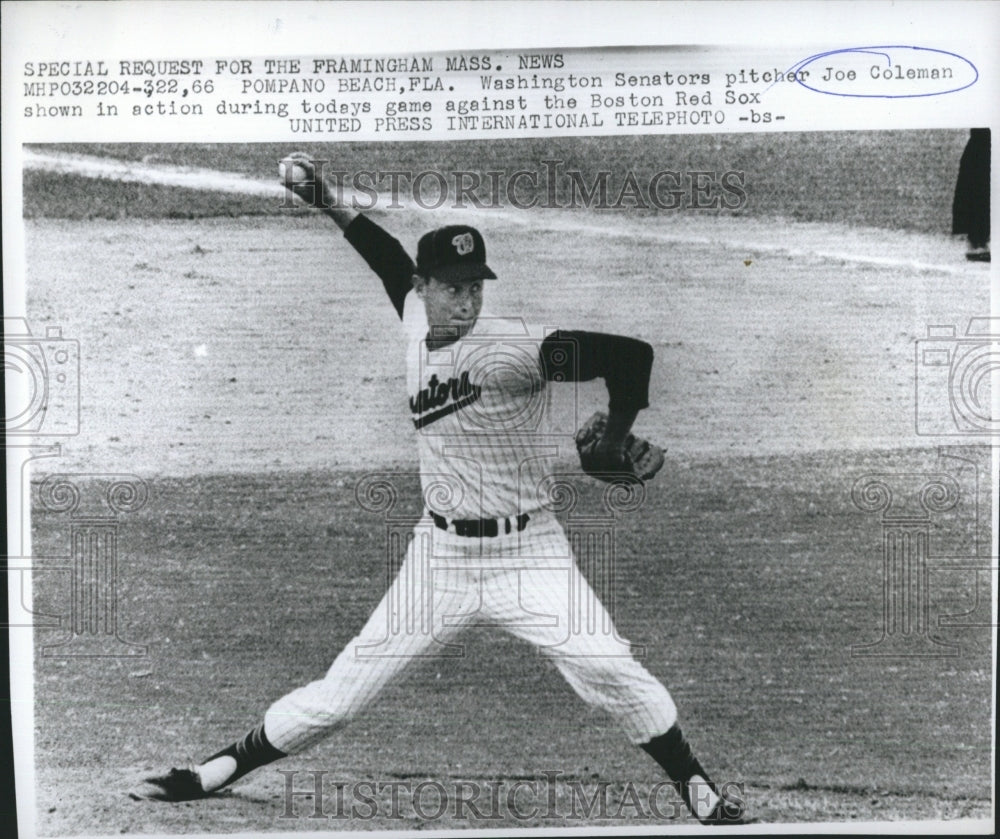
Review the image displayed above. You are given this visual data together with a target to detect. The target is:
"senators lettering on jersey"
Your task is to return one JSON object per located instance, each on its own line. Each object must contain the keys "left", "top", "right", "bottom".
{"left": 409, "top": 371, "right": 482, "bottom": 428}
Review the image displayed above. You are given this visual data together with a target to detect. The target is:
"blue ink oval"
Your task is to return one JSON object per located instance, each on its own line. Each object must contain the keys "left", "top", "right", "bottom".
{"left": 791, "top": 46, "right": 978, "bottom": 98}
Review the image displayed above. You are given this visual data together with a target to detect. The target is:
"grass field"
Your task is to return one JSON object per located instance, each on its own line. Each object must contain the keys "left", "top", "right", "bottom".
{"left": 20, "top": 133, "right": 995, "bottom": 834}
{"left": 26, "top": 132, "right": 969, "bottom": 232}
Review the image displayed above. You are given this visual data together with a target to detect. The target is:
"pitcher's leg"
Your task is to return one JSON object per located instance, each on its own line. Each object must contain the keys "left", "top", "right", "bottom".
{"left": 143, "top": 537, "right": 470, "bottom": 800}
{"left": 262, "top": 549, "right": 470, "bottom": 753}
{"left": 507, "top": 563, "right": 678, "bottom": 742}
{"left": 497, "top": 550, "right": 746, "bottom": 825}
{"left": 263, "top": 561, "right": 462, "bottom": 755}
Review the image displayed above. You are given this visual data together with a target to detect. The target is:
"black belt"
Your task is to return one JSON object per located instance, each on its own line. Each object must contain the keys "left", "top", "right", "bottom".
{"left": 430, "top": 511, "right": 530, "bottom": 538}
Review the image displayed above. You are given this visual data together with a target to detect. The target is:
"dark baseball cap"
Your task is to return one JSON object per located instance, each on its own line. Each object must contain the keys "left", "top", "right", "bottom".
{"left": 416, "top": 225, "right": 497, "bottom": 282}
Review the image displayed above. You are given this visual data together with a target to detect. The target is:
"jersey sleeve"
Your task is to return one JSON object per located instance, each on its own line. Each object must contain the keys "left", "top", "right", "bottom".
{"left": 402, "top": 289, "right": 429, "bottom": 342}
{"left": 539, "top": 330, "right": 654, "bottom": 412}
{"left": 343, "top": 214, "right": 415, "bottom": 319}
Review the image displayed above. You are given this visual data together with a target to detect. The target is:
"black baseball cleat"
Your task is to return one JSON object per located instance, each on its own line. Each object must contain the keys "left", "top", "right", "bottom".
{"left": 135, "top": 767, "right": 211, "bottom": 802}
{"left": 700, "top": 791, "right": 754, "bottom": 826}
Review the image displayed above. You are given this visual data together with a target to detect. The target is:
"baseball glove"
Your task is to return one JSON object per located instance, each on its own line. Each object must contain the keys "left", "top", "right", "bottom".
{"left": 574, "top": 411, "right": 665, "bottom": 484}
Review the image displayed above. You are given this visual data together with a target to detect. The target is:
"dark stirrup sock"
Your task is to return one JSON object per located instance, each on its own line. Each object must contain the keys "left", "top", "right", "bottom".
{"left": 640, "top": 723, "right": 719, "bottom": 818}
{"left": 202, "top": 723, "right": 286, "bottom": 789}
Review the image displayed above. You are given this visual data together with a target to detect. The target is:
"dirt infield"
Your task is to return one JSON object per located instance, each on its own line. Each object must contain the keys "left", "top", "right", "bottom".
{"left": 24, "top": 209, "right": 986, "bottom": 476}
{"left": 29, "top": 455, "right": 993, "bottom": 832}
{"left": 20, "top": 140, "right": 994, "bottom": 834}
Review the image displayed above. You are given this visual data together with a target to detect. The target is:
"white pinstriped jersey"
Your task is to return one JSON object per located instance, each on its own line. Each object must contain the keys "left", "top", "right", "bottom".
{"left": 403, "top": 293, "right": 559, "bottom": 519}
{"left": 261, "top": 215, "right": 680, "bottom": 765}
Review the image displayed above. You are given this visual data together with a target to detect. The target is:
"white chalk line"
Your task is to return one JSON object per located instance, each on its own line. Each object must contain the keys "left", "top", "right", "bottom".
{"left": 23, "top": 148, "right": 281, "bottom": 197}
{"left": 23, "top": 149, "right": 979, "bottom": 276}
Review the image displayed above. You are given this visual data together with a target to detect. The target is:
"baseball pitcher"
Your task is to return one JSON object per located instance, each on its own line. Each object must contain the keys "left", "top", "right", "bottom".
{"left": 140, "top": 153, "right": 747, "bottom": 826}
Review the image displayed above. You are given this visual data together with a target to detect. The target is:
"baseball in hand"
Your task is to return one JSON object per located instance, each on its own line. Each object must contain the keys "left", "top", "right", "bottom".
{"left": 279, "top": 157, "right": 311, "bottom": 185}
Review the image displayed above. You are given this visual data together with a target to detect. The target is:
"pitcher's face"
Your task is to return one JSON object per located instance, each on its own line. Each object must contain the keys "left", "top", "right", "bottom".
{"left": 415, "top": 275, "right": 485, "bottom": 341}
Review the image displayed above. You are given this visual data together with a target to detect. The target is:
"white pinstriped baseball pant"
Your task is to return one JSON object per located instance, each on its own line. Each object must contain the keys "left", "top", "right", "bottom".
{"left": 264, "top": 511, "right": 677, "bottom": 754}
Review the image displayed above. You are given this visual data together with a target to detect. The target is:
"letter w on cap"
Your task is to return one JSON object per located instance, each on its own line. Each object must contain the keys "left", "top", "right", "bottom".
{"left": 452, "top": 232, "right": 474, "bottom": 255}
